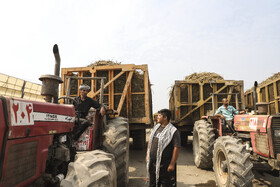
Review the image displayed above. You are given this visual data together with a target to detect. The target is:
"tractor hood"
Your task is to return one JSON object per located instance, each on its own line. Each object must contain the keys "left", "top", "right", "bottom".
{"left": 4, "top": 97, "right": 75, "bottom": 139}
{"left": 234, "top": 114, "right": 270, "bottom": 133}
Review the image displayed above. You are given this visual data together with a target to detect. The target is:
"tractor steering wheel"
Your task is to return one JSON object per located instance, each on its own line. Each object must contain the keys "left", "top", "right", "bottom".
{"left": 58, "top": 96, "right": 76, "bottom": 105}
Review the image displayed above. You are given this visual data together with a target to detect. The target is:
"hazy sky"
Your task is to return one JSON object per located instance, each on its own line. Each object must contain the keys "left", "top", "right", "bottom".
{"left": 1, "top": 0, "right": 279, "bottom": 112}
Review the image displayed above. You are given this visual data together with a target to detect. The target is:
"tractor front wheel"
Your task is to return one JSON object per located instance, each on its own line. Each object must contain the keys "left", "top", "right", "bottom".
{"left": 61, "top": 150, "right": 117, "bottom": 187}
{"left": 193, "top": 120, "right": 215, "bottom": 169}
{"left": 213, "top": 136, "right": 254, "bottom": 187}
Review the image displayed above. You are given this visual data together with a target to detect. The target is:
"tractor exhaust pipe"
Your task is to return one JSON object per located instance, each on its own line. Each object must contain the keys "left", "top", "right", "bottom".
{"left": 253, "top": 81, "right": 258, "bottom": 113}
{"left": 53, "top": 44, "right": 61, "bottom": 77}
{"left": 53, "top": 44, "right": 61, "bottom": 103}
{"left": 39, "top": 44, "right": 63, "bottom": 103}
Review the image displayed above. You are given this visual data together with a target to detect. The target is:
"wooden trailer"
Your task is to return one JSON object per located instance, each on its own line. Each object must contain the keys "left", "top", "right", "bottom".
{"left": 169, "top": 79, "right": 245, "bottom": 144}
{"left": 245, "top": 77, "right": 280, "bottom": 115}
{"left": 60, "top": 64, "right": 153, "bottom": 149}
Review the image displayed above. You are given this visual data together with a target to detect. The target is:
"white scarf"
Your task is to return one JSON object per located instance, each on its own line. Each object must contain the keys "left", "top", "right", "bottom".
{"left": 146, "top": 123, "right": 177, "bottom": 186}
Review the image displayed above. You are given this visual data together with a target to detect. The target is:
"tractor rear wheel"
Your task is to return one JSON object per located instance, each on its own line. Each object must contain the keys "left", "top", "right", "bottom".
{"left": 213, "top": 136, "right": 254, "bottom": 187}
{"left": 193, "top": 120, "right": 215, "bottom": 169}
{"left": 103, "top": 117, "right": 129, "bottom": 187}
{"left": 61, "top": 150, "right": 117, "bottom": 187}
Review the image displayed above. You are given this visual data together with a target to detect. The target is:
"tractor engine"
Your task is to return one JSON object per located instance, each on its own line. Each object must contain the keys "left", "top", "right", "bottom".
{"left": 45, "top": 134, "right": 73, "bottom": 178}
{"left": 234, "top": 114, "right": 280, "bottom": 171}
{"left": 0, "top": 97, "right": 76, "bottom": 187}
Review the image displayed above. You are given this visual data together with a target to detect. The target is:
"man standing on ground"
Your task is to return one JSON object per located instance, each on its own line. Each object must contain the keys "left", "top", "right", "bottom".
{"left": 146, "top": 109, "right": 181, "bottom": 187}
{"left": 73, "top": 84, "right": 105, "bottom": 141}
{"left": 215, "top": 98, "right": 239, "bottom": 131}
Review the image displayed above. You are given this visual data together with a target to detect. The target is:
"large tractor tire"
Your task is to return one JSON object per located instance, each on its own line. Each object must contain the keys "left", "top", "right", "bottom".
{"left": 213, "top": 136, "right": 254, "bottom": 187}
{"left": 132, "top": 129, "right": 146, "bottom": 150}
{"left": 103, "top": 117, "right": 129, "bottom": 187}
{"left": 61, "top": 150, "right": 117, "bottom": 187}
{"left": 193, "top": 120, "right": 216, "bottom": 169}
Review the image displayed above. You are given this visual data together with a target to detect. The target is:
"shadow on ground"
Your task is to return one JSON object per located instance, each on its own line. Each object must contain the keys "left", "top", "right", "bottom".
{"left": 128, "top": 143, "right": 148, "bottom": 187}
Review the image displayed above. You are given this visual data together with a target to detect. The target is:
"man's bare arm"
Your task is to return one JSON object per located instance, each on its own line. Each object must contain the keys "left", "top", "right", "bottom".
{"left": 215, "top": 113, "right": 225, "bottom": 119}
{"left": 168, "top": 147, "right": 180, "bottom": 172}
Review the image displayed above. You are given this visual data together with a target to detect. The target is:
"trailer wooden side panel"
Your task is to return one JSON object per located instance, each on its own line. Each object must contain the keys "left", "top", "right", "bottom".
{"left": 245, "top": 78, "right": 280, "bottom": 115}
{"left": 60, "top": 64, "right": 153, "bottom": 126}
{"left": 170, "top": 80, "right": 244, "bottom": 129}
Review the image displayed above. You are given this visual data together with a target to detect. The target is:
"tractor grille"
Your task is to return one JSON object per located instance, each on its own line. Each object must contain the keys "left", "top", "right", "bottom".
{"left": 271, "top": 117, "right": 280, "bottom": 158}
{"left": 3, "top": 142, "right": 37, "bottom": 186}
{"left": 255, "top": 134, "right": 269, "bottom": 156}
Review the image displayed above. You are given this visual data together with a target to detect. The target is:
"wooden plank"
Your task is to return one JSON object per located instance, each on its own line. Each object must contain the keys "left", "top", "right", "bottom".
{"left": 128, "top": 72, "right": 132, "bottom": 118}
{"left": 61, "top": 67, "right": 91, "bottom": 72}
{"left": 177, "top": 85, "right": 181, "bottom": 118}
{"left": 240, "top": 81, "right": 245, "bottom": 109}
{"left": 179, "top": 103, "right": 198, "bottom": 106}
{"left": 100, "top": 78, "right": 105, "bottom": 105}
{"left": 274, "top": 82, "right": 279, "bottom": 113}
{"left": 90, "top": 70, "right": 95, "bottom": 93}
{"left": 144, "top": 69, "right": 151, "bottom": 124}
{"left": 265, "top": 86, "right": 270, "bottom": 114}
{"left": 227, "top": 86, "right": 234, "bottom": 102}
{"left": 89, "top": 71, "right": 125, "bottom": 98}
{"left": 174, "top": 84, "right": 179, "bottom": 119}
{"left": 200, "top": 82, "right": 204, "bottom": 101}
{"left": 235, "top": 94, "right": 239, "bottom": 110}
{"left": 117, "top": 71, "right": 134, "bottom": 115}
{"left": 188, "top": 84, "right": 192, "bottom": 118}
{"left": 213, "top": 84, "right": 217, "bottom": 110}
{"left": 212, "top": 94, "right": 215, "bottom": 115}
{"left": 135, "top": 65, "right": 148, "bottom": 71}
{"left": 60, "top": 70, "right": 66, "bottom": 96}
{"left": 188, "top": 84, "right": 192, "bottom": 103}
{"left": 177, "top": 84, "right": 228, "bottom": 123}
{"left": 200, "top": 83, "right": 204, "bottom": 117}
{"left": 94, "top": 64, "right": 135, "bottom": 71}
{"left": 109, "top": 70, "right": 114, "bottom": 110}
{"left": 131, "top": 92, "right": 146, "bottom": 95}
{"left": 78, "top": 72, "right": 83, "bottom": 96}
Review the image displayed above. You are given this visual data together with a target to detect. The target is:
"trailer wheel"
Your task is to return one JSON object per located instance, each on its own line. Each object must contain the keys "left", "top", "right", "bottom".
{"left": 132, "top": 129, "right": 146, "bottom": 150}
{"left": 61, "top": 150, "right": 117, "bottom": 187}
{"left": 193, "top": 120, "right": 215, "bottom": 169}
{"left": 103, "top": 117, "right": 129, "bottom": 187}
{"left": 213, "top": 136, "right": 254, "bottom": 187}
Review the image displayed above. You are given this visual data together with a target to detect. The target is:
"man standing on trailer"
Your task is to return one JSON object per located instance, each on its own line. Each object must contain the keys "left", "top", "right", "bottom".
{"left": 146, "top": 109, "right": 181, "bottom": 187}
{"left": 215, "top": 98, "right": 239, "bottom": 131}
{"left": 73, "top": 84, "right": 106, "bottom": 141}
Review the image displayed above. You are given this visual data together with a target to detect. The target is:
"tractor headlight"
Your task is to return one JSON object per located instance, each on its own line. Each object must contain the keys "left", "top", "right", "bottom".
{"left": 274, "top": 130, "right": 280, "bottom": 138}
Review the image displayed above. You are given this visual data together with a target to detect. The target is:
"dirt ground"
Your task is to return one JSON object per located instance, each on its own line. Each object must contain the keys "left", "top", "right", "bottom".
{"left": 128, "top": 130, "right": 279, "bottom": 187}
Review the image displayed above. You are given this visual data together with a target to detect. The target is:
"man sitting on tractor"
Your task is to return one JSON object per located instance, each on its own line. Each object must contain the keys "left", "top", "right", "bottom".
{"left": 73, "top": 84, "right": 105, "bottom": 141}
{"left": 215, "top": 98, "right": 238, "bottom": 132}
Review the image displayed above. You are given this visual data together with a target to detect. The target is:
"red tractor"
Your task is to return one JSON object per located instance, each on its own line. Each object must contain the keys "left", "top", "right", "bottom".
{"left": 0, "top": 45, "right": 129, "bottom": 187}
{"left": 192, "top": 86, "right": 280, "bottom": 187}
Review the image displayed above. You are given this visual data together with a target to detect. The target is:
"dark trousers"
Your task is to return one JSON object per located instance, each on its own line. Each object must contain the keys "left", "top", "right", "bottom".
{"left": 222, "top": 119, "right": 234, "bottom": 133}
{"left": 73, "top": 118, "right": 90, "bottom": 141}
{"left": 149, "top": 161, "right": 176, "bottom": 187}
